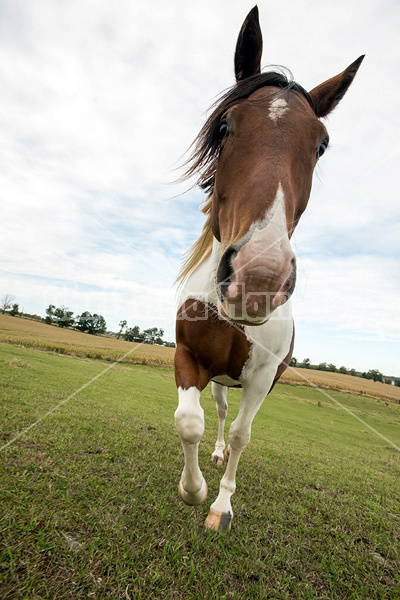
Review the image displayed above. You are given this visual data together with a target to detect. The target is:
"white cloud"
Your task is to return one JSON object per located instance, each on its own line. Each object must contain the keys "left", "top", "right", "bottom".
{"left": 293, "top": 255, "right": 400, "bottom": 341}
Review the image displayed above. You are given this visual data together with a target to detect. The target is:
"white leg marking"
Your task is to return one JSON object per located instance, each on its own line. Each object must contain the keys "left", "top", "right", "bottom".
{"left": 211, "top": 382, "right": 228, "bottom": 466}
{"left": 206, "top": 370, "right": 276, "bottom": 531}
{"left": 175, "top": 386, "right": 207, "bottom": 505}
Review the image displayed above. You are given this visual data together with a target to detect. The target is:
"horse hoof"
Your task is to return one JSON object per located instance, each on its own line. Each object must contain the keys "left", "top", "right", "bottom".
{"left": 211, "top": 453, "right": 224, "bottom": 466}
{"left": 224, "top": 446, "right": 231, "bottom": 462}
{"left": 205, "top": 508, "right": 232, "bottom": 532}
{"left": 178, "top": 479, "right": 208, "bottom": 506}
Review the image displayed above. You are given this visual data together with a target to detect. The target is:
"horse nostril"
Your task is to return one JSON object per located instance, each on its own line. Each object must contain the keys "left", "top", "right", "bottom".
{"left": 216, "top": 246, "right": 237, "bottom": 300}
{"left": 282, "top": 258, "right": 297, "bottom": 298}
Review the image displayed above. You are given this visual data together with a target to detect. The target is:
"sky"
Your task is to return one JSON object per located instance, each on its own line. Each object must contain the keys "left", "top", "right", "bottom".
{"left": 0, "top": 0, "right": 399, "bottom": 375}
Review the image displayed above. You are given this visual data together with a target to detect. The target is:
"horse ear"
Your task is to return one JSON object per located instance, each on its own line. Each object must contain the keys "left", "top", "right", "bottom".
{"left": 309, "top": 55, "right": 365, "bottom": 118}
{"left": 234, "top": 6, "right": 263, "bottom": 82}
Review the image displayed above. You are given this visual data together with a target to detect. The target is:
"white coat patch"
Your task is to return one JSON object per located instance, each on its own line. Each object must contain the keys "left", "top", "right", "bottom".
{"left": 269, "top": 98, "right": 288, "bottom": 124}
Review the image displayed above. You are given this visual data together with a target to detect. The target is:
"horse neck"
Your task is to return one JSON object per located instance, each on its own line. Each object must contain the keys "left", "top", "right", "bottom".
{"left": 177, "top": 236, "right": 221, "bottom": 308}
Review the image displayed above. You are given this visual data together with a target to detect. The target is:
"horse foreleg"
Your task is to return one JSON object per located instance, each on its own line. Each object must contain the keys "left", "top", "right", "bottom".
{"left": 210, "top": 382, "right": 228, "bottom": 466}
{"left": 175, "top": 386, "right": 208, "bottom": 506}
{"left": 205, "top": 376, "right": 271, "bottom": 531}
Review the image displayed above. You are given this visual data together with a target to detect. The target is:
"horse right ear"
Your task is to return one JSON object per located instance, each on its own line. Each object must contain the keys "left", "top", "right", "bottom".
{"left": 309, "top": 55, "right": 365, "bottom": 118}
{"left": 234, "top": 6, "right": 263, "bottom": 82}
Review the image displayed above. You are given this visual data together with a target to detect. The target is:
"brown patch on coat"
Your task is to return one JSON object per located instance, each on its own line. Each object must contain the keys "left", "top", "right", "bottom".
{"left": 175, "top": 299, "right": 294, "bottom": 394}
{"left": 175, "top": 300, "right": 251, "bottom": 391}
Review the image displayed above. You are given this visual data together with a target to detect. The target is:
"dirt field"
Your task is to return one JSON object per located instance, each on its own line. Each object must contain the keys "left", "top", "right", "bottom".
{"left": 1, "top": 313, "right": 399, "bottom": 402}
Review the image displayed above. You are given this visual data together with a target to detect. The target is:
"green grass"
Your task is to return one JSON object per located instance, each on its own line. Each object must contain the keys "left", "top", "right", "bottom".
{"left": 0, "top": 342, "right": 399, "bottom": 599}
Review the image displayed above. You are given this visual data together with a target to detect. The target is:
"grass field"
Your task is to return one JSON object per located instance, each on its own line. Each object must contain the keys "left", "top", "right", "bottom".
{"left": 1, "top": 314, "right": 399, "bottom": 403}
{"left": 1, "top": 329, "right": 399, "bottom": 598}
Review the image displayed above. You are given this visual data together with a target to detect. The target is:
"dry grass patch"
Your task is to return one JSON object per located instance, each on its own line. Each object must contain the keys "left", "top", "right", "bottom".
{"left": 281, "top": 367, "right": 400, "bottom": 403}
{"left": 0, "top": 314, "right": 174, "bottom": 366}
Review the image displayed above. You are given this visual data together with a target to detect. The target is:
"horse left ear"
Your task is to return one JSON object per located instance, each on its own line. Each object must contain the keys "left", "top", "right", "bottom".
{"left": 309, "top": 55, "right": 365, "bottom": 118}
{"left": 234, "top": 6, "right": 263, "bottom": 82}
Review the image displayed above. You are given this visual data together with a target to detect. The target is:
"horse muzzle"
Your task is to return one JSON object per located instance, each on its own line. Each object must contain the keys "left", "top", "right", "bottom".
{"left": 216, "top": 243, "right": 296, "bottom": 324}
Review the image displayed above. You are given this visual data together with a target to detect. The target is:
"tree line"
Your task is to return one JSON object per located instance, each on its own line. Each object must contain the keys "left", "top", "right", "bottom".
{"left": 1, "top": 294, "right": 174, "bottom": 345}
{"left": 44, "top": 305, "right": 107, "bottom": 334}
{"left": 116, "top": 320, "right": 174, "bottom": 346}
{"left": 289, "top": 357, "right": 398, "bottom": 386}
{"left": 44, "top": 306, "right": 173, "bottom": 344}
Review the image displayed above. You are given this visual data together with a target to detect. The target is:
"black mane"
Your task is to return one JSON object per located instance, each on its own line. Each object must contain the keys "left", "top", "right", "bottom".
{"left": 184, "top": 70, "right": 314, "bottom": 193}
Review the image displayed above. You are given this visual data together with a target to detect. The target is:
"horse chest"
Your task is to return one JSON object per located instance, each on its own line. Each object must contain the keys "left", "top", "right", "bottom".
{"left": 175, "top": 299, "right": 252, "bottom": 385}
{"left": 175, "top": 297, "right": 294, "bottom": 389}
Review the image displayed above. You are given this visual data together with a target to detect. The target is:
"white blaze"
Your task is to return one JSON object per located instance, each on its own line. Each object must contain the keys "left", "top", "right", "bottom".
{"left": 227, "top": 182, "right": 294, "bottom": 312}
{"left": 234, "top": 182, "right": 289, "bottom": 252}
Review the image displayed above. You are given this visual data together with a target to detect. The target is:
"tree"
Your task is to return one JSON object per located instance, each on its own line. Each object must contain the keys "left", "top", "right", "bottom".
{"left": 76, "top": 312, "right": 106, "bottom": 335}
{"left": 289, "top": 357, "right": 297, "bottom": 367}
{"left": 366, "top": 369, "right": 383, "bottom": 383}
{"left": 301, "top": 358, "right": 311, "bottom": 369}
{"left": 327, "top": 363, "right": 337, "bottom": 373}
{"left": 317, "top": 362, "right": 328, "bottom": 371}
{"left": 155, "top": 328, "right": 165, "bottom": 344}
{"left": 362, "top": 369, "right": 384, "bottom": 383}
{"left": 1, "top": 294, "right": 14, "bottom": 313}
{"left": 125, "top": 325, "right": 142, "bottom": 342}
{"left": 338, "top": 366, "right": 347, "bottom": 374}
{"left": 142, "top": 327, "right": 165, "bottom": 344}
{"left": 349, "top": 368, "right": 356, "bottom": 377}
{"left": 142, "top": 327, "right": 157, "bottom": 344}
{"left": 10, "top": 303, "right": 19, "bottom": 316}
{"left": 117, "top": 320, "right": 127, "bottom": 339}
{"left": 45, "top": 304, "right": 56, "bottom": 324}
{"left": 75, "top": 311, "right": 92, "bottom": 332}
{"left": 89, "top": 314, "right": 106, "bottom": 335}
{"left": 53, "top": 306, "right": 74, "bottom": 328}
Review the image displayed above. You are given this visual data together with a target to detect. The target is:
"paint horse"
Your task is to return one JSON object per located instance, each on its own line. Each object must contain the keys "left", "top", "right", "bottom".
{"left": 174, "top": 6, "right": 363, "bottom": 531}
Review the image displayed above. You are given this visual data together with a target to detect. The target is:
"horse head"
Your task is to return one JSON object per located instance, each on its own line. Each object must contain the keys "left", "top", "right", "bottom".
{"left": 193, "top": 7, "right": 364, "bottom": 324}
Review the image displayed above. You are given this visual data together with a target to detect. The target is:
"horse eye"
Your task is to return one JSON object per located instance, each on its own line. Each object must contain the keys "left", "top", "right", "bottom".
{"left": 317, "top": 139, "right": 329, "bottom": 159}
{"left": 219, "top": 121, "right": 230, "bottom": 140}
